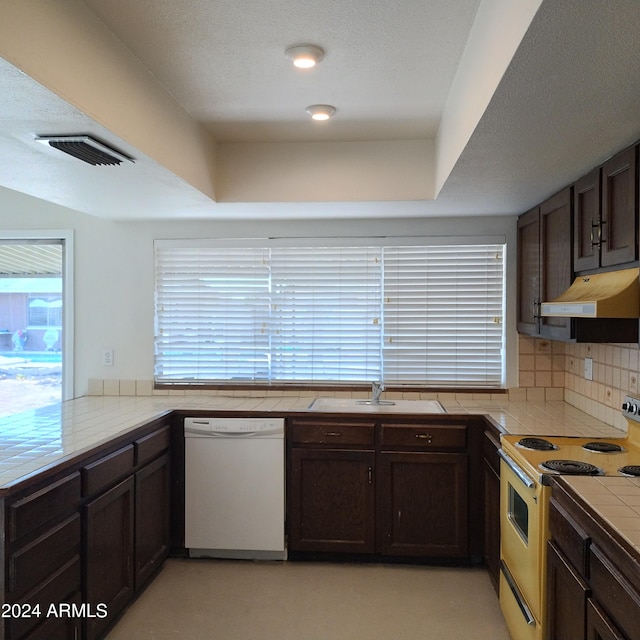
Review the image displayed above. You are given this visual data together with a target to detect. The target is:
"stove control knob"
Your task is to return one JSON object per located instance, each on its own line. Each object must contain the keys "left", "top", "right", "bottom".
{"left": 623, "top": 401, "right": 638, "bottom": 414}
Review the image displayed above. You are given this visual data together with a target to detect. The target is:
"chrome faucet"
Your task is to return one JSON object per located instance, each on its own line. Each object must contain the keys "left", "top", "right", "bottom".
{"left": 371, "top": 381, "right": 385, "bottom": 404}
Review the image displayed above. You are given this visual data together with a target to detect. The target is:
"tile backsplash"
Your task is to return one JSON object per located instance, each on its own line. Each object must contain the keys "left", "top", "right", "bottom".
{"left": 86, "top": 378, "right": 509, "bottom": 404}
{"left": 86, "top": 335, "right": 640, "bottom": 431}
{"left": 518, "top": 335, "right": 640, "bottom": 429}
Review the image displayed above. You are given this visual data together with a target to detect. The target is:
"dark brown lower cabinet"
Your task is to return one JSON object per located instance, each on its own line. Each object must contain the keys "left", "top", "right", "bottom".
{"left": 289, "top": 448, "right": 376, "bottom": 554}
{"left": 549, "top": 478, "right": 640, "bottom": 640}
{"left": 10, "top": 556, "right": 82, "bottom": 640}
{"left": 288, "top": 417, "right": 474, "bottom": 562}
{"left": 546, "top": 540, "right": 589, "bottom": 640}
{"left": 586, "top": 599, "right": 626, "bottom": 640}
{"left": 21, "top": 591, "right": 82, "bottom": 640}
{"left": 135, "top": 453, "right": 171, "bottom": 589}
{"left": 1, "top": 471, "right": 82, "bottom": 640}
{"left": 377, "top": 451, "right": 468, "bottom": 557}
{"left": 0, "top": 418, "right": 172, "bottom": 640}
{"left": 589, "top": 544, "right": 640, "bottom": 640}
{"left": 85, "top": 477, "right": 135, "bottom": 640}
{"left": 483, "top": 428, "right": 501, "bottom": 593}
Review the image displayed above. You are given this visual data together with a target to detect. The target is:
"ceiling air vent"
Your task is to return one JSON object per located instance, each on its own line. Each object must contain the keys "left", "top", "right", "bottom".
{"left": 35, "top": 135, "right": 134, "bottom": 166}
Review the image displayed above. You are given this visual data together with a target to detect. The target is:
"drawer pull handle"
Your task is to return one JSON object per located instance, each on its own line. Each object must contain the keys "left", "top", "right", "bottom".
{"left": 416, "top": 434, "right": 433, "bottom": 442}
{"left": 324, "top": 431, "right": 342, "bottom": 437}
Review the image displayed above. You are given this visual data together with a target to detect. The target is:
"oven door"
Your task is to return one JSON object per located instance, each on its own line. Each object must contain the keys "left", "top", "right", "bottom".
{"left": 499, "top": 452, "right": 548, "bottom": 639}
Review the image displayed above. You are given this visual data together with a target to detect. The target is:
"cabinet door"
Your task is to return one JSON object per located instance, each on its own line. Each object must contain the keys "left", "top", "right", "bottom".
{"left": 601, "top": 146, "right": 638, "bottom": 268}
{"left": 540, "top": 187, "right": 573, "bottom": 340}
{"left": 574, "top": 169, "right": 602, "bottom": 272}
{"left": 517, "top": 207, "right": 541, "bottom": 335}
{"left": 589, "top": 544, "right": 640, "bottom": 640}
{"left": 586, "top": 599, "right": 627, "bottom": 640}
{"left": 377, "top": 451, "right": 468, "bottom": 558}
{"left": 483, "top": 458, "right": 500, "bottom": 593}
{"left": 135, "top": 453, "right": 170, "bottom": 589}
{"left": 483, "top": 429, "right": 500, "bottom": 594}
{"left": 546, "top": 540, "right": 589, "bottom": 640}
{"left": 85, "top": 476, "right": 135, "bottom": 640}
{"left": 289, "top": 448, "right": 375, "bottom": 554}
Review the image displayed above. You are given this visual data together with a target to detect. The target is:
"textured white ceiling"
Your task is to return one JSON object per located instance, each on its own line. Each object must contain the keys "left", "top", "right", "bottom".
{"left": 1, "top": 0, "right": 640, "bottom": 221}
{"left": 81, "top": 0, "right": 481, "bottom": 143}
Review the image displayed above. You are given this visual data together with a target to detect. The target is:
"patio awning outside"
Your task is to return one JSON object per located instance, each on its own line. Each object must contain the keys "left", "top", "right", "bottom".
{"left": 0, "top": 244, "right": 62, "bottom": 276}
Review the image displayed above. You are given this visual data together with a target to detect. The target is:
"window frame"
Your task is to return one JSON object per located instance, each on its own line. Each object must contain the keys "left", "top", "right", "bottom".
{"left": 154, "top": 235, "right": 506, "bottom": 391}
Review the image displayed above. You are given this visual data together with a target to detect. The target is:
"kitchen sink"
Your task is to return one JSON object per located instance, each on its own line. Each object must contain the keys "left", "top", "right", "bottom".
{"left": 307, "top": 397, "right": 446, "bottom": 414}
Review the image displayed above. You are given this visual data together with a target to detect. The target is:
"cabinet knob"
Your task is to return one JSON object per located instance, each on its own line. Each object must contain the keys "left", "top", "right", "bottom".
{"left": 416, "top": 434, "right": 433, "bottom": 444}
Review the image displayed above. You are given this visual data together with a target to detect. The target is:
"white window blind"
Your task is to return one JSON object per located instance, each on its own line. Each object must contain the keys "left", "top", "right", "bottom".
{"left": 155, "top": 247, "right": 271, "bottom": 381}
{"left": 270, "top": 247, "right": 382, "bottom": 382}
{"left": 383, "top": 245, "right": 504, "bottom": 386}
{"left": 154, "top": 241, "right": 504, "bottom": 387}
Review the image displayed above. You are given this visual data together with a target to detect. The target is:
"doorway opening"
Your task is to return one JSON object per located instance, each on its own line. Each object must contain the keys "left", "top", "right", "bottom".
{"left": 0, "top": 237, "right": 69, "bottom": 418}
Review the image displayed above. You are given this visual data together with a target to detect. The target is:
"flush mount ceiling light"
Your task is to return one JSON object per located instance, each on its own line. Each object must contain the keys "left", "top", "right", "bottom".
{"left": 305, "top": 104, "right": 336, "bottom": 121}
{"left": 285, "top": 45, "right": 325, "bottom": 69}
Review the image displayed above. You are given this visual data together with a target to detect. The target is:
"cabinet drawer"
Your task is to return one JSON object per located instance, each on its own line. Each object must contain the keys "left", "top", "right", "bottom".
{"left": 290, "top": 422, "right": 375, "bottom": 446}
{"left": 8, "top": 556, "right": 81, "bottom": 640}
{"left": 549, "top": 497, "right": 589, "bottom": 577}
{"left": 17, "top": 590, "right": 82, "bottom": 640}
{"left": 8, "top": 513, "right": 81, "bottom": 599}
{"left": 589, "top": 543, "right": 640, "bottom": 640}
{"left": 381, "top": 424, "right": 467, "bottom": 449}
{"left": 82, "top": 444, "right": 135, "bottom": 497}
{"left": 135, "top": 425, "right": 171, "bottom": 466}
{"left": 9, "top": 472, "right": 81, "bottom": 544}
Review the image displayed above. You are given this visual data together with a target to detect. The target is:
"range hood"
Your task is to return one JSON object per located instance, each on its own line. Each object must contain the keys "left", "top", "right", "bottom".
{"left": 540, "top": 268, "right": 640, "bottom": 318}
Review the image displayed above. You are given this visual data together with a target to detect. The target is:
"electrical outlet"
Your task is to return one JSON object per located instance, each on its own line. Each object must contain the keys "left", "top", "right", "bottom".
{"left": 103, "top": 349, "right": 114, "bottom": 367}
{"left": 584, "top": 356, "right": 593, "bottom": 381}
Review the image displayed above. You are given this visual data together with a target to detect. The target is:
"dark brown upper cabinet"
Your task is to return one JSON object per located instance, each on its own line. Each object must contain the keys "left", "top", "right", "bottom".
{"left": 574, "top": 145, "right": 638, "bottom": 273}
{"left": 540, "top": 188, "right": 573, "bottom": 341}
{"left": 517, "top": 188, "right": 572, "bottom": 341}
{"left": 573, "top": 168, "right": 601, "bottom": 272}
{"left": 517, "top": 206, "right": 541, "bottom": 336}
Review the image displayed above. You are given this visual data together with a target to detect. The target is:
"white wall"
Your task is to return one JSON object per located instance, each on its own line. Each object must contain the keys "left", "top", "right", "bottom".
{"left": 0, "top": 186, "right": 519, "bottom": 396}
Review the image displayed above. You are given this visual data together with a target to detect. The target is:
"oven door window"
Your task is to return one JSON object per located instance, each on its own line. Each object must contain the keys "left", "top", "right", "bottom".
{"left": 508, "top": 482, "right": 529, "bottom": 544}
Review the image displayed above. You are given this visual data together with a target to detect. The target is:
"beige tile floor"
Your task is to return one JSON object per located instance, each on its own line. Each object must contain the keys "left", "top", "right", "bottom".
{"left": 107, "top": 559, "right": 511, "bottom": 640}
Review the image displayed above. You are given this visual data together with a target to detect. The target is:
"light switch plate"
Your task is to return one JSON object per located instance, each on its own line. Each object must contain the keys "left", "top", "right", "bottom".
{"left": 584, "top": 356, "right": 593, "bottom": 381}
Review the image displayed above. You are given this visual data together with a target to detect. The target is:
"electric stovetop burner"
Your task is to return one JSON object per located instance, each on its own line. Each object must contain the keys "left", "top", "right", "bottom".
{"left": 619, "top": 465, "right": 640, "bottom": 477}
{"left": 540, "top": 459, "right": 603, "bottom": 475}
{"left": 582, "top": 441, "right": 625, "bottom": 453}
{"left": 517, "top": 437, "right": 558, "bottom": 451}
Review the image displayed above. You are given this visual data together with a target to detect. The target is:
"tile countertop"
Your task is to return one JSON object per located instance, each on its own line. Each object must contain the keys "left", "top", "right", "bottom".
{"left": 0, "top": 394, "right": 627, "bottom": 490}
{"left": 559, "top": 475, "right": 640, "bottom": 561}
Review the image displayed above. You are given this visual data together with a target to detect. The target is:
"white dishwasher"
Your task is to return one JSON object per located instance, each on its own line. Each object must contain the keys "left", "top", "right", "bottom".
{"left": 184, "top": 416, "right": 286, "bottom": 560}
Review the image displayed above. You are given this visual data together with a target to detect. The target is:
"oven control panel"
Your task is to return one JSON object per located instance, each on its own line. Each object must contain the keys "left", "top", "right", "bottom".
{"left": 622, "top": 395, "right": 640, "bottom": 422}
